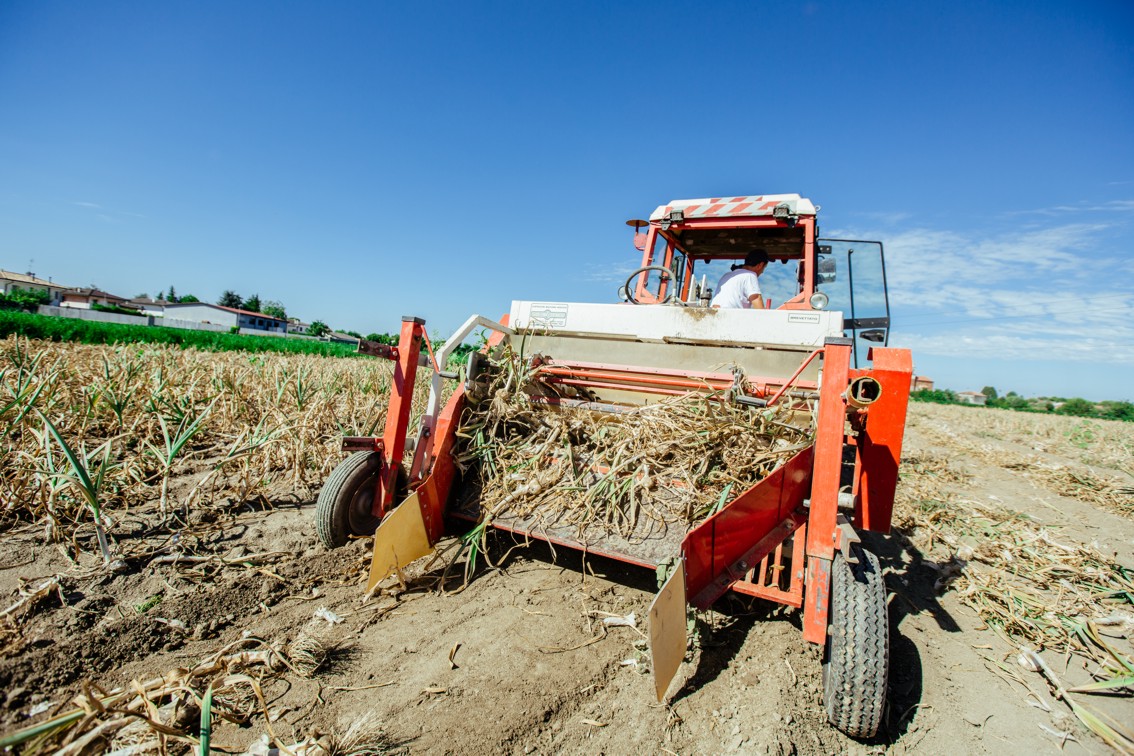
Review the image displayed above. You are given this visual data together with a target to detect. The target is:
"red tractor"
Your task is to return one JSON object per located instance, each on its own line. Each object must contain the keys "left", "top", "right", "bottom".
{"left": 317, "top": 194, "right": 912, "bottom": 737}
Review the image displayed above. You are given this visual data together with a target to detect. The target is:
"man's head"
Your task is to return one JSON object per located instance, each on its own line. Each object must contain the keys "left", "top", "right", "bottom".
{"left": 743, "top": 249, "right": 770, "bottom": 272}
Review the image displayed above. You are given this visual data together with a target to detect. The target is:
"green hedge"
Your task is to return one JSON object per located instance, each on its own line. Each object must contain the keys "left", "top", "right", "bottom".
{"left": 0, "top": 310, "right": 362, "bottom": 358}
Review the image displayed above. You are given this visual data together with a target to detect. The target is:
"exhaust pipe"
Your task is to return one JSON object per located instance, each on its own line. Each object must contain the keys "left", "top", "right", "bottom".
{"left": 845, "top": 376, "right": 882, "bottom": 409}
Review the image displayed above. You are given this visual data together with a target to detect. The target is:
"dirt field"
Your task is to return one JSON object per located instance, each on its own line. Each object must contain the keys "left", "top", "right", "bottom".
{"left": 2, "top": 401, "right": 1132, "bottom": 754}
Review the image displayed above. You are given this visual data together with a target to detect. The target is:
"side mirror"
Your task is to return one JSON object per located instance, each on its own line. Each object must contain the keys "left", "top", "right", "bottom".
{"left": 617, "top": 286, "right": 630, "bottom": 302}
{"left": 817, "top": 256, "right": 837, "bottom": 285}
{"left": 860, "top": 329, "right": 886, "bottom": 343}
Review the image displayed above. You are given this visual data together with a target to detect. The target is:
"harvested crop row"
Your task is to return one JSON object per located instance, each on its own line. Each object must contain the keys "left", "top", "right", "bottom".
{"left": 893, "top": 449, "right": 1134, "bottom": 748}
{"left": 0, "top": 336, "right": 421, "bottom": 563}
{"left": 452, "top": 349, "right": 815, "bottom": 538}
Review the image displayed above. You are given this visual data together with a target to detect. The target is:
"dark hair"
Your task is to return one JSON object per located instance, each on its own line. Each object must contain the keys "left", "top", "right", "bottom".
{"left": 731, "top": 248, "right": 770, "bottom": 270}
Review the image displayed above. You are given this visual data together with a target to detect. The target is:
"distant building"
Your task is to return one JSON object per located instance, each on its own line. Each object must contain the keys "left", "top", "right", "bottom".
{"left": 163, "top": 303, "right": 286, "bottom": 333}
{"left": 0, "top": 270, "right": 68, "bottom": 305}
{"left": 61, "top": 287, "right": 132, "bottom": 310}
{"left": 288, "top": 319, "right": 311, "bottom": 335}
{"left": 127, "top": 296, "right": 171, "bottom": 316}
{"left": 956, "top": 391, "right": 988, "bottom": 406}
{"left": 912, "top": 375, "right": 935, "bottom": 392}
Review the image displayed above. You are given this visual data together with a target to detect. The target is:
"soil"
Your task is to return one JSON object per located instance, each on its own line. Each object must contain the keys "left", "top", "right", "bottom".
{"left": 1, "top": 403, "right": 1132, "bottom": 754}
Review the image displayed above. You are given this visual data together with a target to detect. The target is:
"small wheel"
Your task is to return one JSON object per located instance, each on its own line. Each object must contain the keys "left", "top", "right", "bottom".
{"left": 316, "top": 452, "right": 383, "bottom": 549}
{"left": 622, "top": 266, "right": 677, "bottom": 305}
{"left": 823, "top": 544, "right": 889, "bottom": 738}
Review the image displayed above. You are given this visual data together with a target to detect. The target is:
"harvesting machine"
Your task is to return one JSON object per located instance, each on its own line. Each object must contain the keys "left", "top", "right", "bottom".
{"left": 316, "top": 193, "right": 912, "bottom": 738}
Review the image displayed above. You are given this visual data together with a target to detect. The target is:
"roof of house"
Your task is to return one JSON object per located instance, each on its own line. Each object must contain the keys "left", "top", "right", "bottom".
{"left": 64, "top": 287, "right": 128, "bottom": 301}
{"left": 128, "top": 297, "right": 171, "bottom": 305}
{"left": 0, "top": 270, "right": 66, "bottom": 287}
{"left": 957, "top": 391, "right": 986, "bottom": 397}
{"left": 164, "top": 302, "right": 286, "bottom": 322}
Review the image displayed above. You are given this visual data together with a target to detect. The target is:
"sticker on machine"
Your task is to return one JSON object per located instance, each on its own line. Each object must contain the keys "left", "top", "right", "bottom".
{"left": 528, "top": 303, "right": 569, "bottom": 329}
{"left": 787, "top": 312, "right": 821, "bottom": 324}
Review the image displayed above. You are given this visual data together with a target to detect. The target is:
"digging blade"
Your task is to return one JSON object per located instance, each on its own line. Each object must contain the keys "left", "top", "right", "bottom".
{"left": 367, "top": 492, "right": 433, "bottom": 590}
{"left": 648, "top": 562, "right": 687, "bottom": 702}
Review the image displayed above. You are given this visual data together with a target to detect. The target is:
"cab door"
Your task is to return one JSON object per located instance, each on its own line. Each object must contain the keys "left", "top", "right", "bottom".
{"left": 816, "top": 239, "right": 891, "bottom": 367}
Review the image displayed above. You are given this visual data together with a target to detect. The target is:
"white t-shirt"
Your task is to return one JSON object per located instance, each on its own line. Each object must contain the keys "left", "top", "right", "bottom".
{"left": 711, "top": 268, "right": 762, "bottom": 309}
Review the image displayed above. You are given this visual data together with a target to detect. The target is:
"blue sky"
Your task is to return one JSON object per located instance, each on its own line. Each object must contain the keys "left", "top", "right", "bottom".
{"left": 1, "top": 1, "right": 1132, "bottom": 400}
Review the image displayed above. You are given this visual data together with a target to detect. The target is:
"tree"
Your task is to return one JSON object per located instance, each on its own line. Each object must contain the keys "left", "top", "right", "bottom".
{"left": 168, "top": 286, "right": 178, "bottom": 303}
{"left": 1056, "top": 398, "right": 1097, "bottom": 418}
{"left": 135, "top": 292, "right": 150, "bottom": 299}
{"left": 981, "top": 386, "right": 998, "bottom": 401}
{"left": 1099, "top": 401, "right": 1134, "bottom": 422}
{"left": 309, "top": 320, "right": 331, "bottom": 337}
{"left": 218, "top": 290, "right": 243, "bottom": 308}
{"left": 156, "top": 289, "right": 165, "bottom": 301}
{"left": 343, "top": 330, "right": 362, "bottom": 339}
{"left": 179, "top": 294, "right": 200, "bottom": 303}
{"left": 244, "top": 293, "right": 262, "bottom": 313}
{"left": 0, "top": 288, "right": 50, "bottom": 312}
{"left": 262, "top": 300, "right": 286, "bottom": 319}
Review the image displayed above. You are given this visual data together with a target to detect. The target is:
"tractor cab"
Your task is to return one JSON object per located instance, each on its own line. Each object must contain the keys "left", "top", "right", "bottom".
{"left": 623, "top": 194, "right": 892, "bottom": 366}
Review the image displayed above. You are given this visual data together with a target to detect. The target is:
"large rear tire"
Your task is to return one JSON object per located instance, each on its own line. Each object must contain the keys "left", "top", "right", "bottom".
{"left": 823, "top": 544, "right": 889, "bottom": 739}
{"left": 316, "top": 452, "right": 383, "bottom": 549}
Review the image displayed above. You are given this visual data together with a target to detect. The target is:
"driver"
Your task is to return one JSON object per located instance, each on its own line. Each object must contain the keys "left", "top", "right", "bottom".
{"left": 711, "top": 249, "right": 769, "bottom": 309}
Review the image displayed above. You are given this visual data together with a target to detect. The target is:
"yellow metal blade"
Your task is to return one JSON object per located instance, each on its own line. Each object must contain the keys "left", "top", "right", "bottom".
{"left": 367, "top": 492, "right": 433, "bottom": 590}
{"left": 648, "top": 562, "right": 687, "bottom": 703}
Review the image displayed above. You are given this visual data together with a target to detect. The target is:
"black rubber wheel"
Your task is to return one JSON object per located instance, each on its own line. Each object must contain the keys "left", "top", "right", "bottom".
{"left": 316, "top": 452, "right": 383, "bottom": 549}
{"left": 822, "top": 544, "right": 889, "bottom": 739}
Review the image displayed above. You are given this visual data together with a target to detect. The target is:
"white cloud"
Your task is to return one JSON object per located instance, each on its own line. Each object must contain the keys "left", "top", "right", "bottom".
{"left": 580, "top": 260, "right": 643, "bottom": 285}
{"left": 834, "top": 218, "right": 1134, "bottom": 364}
{"left": 1002, "top": 199, "right": 1134, "bottom": 216}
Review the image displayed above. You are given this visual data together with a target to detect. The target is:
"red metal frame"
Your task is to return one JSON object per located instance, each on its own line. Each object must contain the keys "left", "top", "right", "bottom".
{"left": 633, "top": 216, "right": 818, "bottom": 310}
{"left": 730, "top": 522, "right": 807, "bottom": 608}
{"left": 532, "top": 358, "right": 818, "bottom": 401}
{"left": 801, "top": 337, "right": 852, "bottom": 644}
{"left": 850, "top": 347, "right": 913, "bottom": 533}
{"left": 366, "top": 317, "right": 425, "bottom": 519}
{"left": 355, "top": 312, "right": 911, "bottom": 652}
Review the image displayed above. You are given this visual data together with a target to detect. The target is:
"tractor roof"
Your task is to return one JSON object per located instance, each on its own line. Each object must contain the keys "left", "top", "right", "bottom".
{"left": 649, "top": 193, "right": 817, "bottom": 222}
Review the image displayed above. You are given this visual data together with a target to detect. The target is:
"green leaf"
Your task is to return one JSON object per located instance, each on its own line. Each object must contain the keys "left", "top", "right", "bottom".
{"left": 199, "top": 684, "right": 213, "bottom": 755}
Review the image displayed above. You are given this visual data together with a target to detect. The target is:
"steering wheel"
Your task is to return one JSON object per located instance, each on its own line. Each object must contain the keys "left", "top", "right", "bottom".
{"left": 622, "top": 266, "right": 677, "bottom": 305}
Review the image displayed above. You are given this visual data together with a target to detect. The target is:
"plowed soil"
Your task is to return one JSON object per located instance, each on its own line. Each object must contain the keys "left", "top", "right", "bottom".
{"left": 2, "top": 403, "right": 1132, "bottom": 754}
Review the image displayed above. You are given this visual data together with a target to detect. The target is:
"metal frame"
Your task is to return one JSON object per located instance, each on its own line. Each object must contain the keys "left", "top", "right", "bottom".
{"left": 633, "top": 217, "right": 819, "bottom": 309}
{"left": 345, "top": 202, "right": 913, "bottom": 657}
{"left": 357, "top": 325, "right": 911, "bottom": 652}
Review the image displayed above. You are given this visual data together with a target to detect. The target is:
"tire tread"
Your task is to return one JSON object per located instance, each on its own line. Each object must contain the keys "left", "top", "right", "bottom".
{"left": 823, "top": 545, "right": 889, "bottom": 738}
{"left": 315, "top": 452, "right": 381, "bottom": 549}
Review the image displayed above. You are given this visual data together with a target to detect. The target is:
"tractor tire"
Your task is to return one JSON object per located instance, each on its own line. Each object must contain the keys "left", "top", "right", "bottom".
{"left": 316, "top": 452, "right": 383, "bottom": 549}
{"left": 822, "top": 544, "right": 889, "bottom": 739}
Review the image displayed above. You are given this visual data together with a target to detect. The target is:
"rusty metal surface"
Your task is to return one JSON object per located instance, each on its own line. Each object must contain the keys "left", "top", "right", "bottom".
{"left": 452, "top": 482, "right": 687, "bottom": 569}
{"left": 342, "top": 437, "right": 383, "bottom": 453}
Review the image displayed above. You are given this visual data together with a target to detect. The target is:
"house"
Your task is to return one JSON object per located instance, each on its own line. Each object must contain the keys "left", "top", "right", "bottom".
{"left": 60, "top": 287, "right": 133, "bottom": 310}
{"left": 0, "top": 269, "right": 68, "bottom": 305}
{"left": 287, "top": 319, "right": 311, "bottom": 335}
{"left": 957, "top": 391, "right": 988, "bottom": 406}
{"left": 163, "top": 303, "right": 287, "bottom": 333}
{"left": 127, "top": 297, "right": 171, "bottom": 316}
{"left": 912, "top": 375, "right": 935, "bottom": 392}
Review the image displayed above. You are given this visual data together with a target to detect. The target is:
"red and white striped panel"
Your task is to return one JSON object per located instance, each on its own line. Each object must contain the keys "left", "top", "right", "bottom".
{"left": 649, "top": 193, "right": 817, "bottom": 222}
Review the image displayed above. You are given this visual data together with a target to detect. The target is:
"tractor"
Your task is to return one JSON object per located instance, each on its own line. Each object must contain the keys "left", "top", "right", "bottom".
{"left": 316, "top": 193, "right": 911, "bottom": 738}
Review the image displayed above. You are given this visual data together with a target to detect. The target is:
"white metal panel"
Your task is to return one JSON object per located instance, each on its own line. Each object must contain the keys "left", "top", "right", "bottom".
{"left": 509, "top": 301, "right": 842, "bottom": 349}
{"left": 649, "top": 193, "right": 818, "bottom": 221}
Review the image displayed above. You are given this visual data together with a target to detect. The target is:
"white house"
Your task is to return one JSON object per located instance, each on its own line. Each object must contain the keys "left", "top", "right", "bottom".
{"left": 128, "top": 297, "right": 172, "bottom": 316}
{"left": 0, "top": 270, "right": 68, "bottom": 305}
{"left": 162, "top": 303, "right": 287, "bottom": 333}
{"left": 957, "top": 391, "right": 988, "bottom": 406}
{"left": 60, "top": 287, "right": 132, "bottom": 310}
